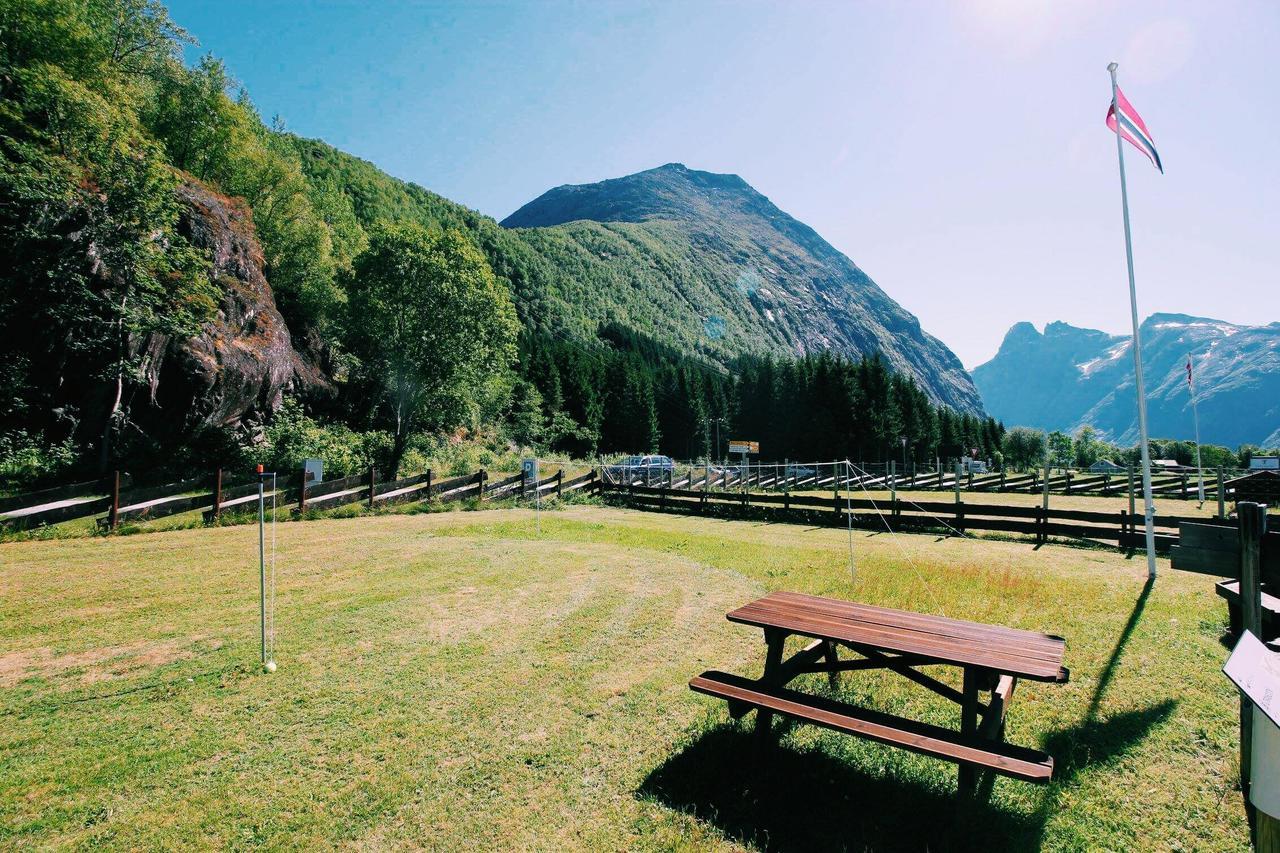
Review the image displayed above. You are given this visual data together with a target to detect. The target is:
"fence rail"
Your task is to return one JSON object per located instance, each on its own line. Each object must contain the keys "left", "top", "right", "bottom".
{"left": 598, "top": 479, "right": 1274, "bottom": 553}
{"left": 602, "top": 460, "right": 1255, "bottom": 504}
{"left": 2, "top": 464, "right": 598, "bottom": 533}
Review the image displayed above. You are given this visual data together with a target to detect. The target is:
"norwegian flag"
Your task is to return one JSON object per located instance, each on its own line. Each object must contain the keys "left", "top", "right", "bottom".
{"left": 1107, "top": 86, "right": 1163, "bottom": 173}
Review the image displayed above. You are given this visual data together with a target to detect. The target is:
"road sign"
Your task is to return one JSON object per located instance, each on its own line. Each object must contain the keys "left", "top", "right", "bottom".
{"left": 728, "top": 440, "right": 759, "bottom": 455}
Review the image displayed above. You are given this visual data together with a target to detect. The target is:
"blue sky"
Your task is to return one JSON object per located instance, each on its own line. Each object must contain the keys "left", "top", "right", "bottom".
{"left": 168, "top": 0, "right": 1279, "bottom": 368}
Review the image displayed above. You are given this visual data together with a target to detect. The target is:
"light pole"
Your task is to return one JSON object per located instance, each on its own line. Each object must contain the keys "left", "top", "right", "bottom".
{"left": 708, "top": 416, "right": 726, "bottom": 464}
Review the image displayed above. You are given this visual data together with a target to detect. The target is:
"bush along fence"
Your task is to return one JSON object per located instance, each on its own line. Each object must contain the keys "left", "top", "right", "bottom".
{"left": 0, "top": 466, "right": 599, "bottom": 533}
{"left": 597, "top": 476, "right": 1278, "bottom": 554}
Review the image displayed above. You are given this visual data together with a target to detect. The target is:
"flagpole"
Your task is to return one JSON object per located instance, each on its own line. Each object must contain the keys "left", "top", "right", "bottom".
{"left": 1189, "top": 353, "right": 1205, "bottom": 504}
{"left": 1108, "top": 61, "right": 1157, "bottom": 579}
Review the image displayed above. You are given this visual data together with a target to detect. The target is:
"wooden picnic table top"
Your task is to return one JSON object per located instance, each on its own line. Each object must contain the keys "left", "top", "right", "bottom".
{"left": 727, "top": 591, "right": 1068, "bottom": 683}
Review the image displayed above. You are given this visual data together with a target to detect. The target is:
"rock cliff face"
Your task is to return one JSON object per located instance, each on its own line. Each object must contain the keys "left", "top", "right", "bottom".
{"left": 971, "top": 314, "right": 1280, "bottom": 447}
{"left": 133, "top": 180, "right": 329, "bottom": 435}
{"left": 501, "top": 163, "right": 983, "bottom": 414}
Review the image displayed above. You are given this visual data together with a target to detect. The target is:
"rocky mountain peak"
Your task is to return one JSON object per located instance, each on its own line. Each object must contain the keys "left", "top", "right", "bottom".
{"left": 501, "top": 164, "right": 983, "bottom": 414}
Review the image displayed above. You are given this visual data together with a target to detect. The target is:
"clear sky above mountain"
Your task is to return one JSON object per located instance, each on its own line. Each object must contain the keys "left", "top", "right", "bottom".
{"left": 167, "top": 0, "right": 1279, "bottom": 368}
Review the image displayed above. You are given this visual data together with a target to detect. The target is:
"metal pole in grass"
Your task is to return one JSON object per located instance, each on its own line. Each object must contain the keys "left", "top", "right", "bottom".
{"left": 252, "top": 464, "right": 277, "bottom": 674}
{"left": 256, "top": 464, "right": 268, "bottom": 671}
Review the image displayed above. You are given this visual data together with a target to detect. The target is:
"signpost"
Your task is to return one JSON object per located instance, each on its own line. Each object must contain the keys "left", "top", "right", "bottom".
{"left": 523, "top": 458, "right": 540, "bottom": 533}
{"left": 728, "top": 441, "right": 758, "bottom": 497}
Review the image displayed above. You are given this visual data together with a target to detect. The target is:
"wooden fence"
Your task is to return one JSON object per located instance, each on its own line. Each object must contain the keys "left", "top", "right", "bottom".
{"left": 611, "top": 461, "right": 1251, "bottom": 503}
{"left": 1, "top": 465, "right": 599, "bottom": 533}
{"left": 599, "top": 480, "right": 1277, "bottom": 552}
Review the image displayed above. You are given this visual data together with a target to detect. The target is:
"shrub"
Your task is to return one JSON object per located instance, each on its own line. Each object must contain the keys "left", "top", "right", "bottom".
{"left": 247, "top": 399, "right": 391, "bottom": 478}
{"left": 0, "top": 430, "right": 80, "bottom": 490}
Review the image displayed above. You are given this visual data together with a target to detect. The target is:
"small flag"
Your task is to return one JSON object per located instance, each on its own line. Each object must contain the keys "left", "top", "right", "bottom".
{"left": 1106, "top": 87, "right": 1163, "bottom": 173}
{"left": 1185, "top": 356, "right": 1193, "bottom": 389}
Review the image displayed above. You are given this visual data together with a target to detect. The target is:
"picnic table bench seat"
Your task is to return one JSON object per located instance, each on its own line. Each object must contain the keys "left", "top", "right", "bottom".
{"left": 1215, "top": 579, "right": 1280, "bottom": 640}
{"left": 690, "top": 670, "right": 1054, "bottom": 782}
{"left": 692, "top": 590, "right": 1068, "bottom": 794}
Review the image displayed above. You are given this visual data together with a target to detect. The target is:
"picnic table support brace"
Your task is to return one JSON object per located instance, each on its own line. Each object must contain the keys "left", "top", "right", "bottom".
{"left": 958, "top": 666, "right": 981, "bottom": 795}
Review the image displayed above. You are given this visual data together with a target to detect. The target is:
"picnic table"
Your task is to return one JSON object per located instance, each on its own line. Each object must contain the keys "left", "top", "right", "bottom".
{"left": 691, "top": 590, "right": 1069, "bottom": 793}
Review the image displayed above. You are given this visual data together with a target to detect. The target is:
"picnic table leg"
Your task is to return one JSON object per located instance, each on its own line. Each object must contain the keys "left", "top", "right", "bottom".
{"left": 823, "top": 639, "right": 840, "bottom": 689}
{"left": 754, "top": 629, "right": 786, "bottom": 743}
{"left": 958, "top": 666, "right": 980, "bottom": 795}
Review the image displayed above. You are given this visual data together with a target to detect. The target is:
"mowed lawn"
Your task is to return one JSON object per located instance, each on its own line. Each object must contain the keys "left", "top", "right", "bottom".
{"left": 0, "top": 504, "right": 1248, "bottom": 850}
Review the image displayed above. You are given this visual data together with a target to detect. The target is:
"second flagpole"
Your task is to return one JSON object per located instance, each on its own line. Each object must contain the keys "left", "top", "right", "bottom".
{"left": 1108, "top": 61, "right": 1157, "bottom": 579}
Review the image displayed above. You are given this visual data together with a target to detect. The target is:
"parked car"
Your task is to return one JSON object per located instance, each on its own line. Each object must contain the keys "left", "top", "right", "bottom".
{"left": 605, "top": 454, "right": 675, "bottom": 481}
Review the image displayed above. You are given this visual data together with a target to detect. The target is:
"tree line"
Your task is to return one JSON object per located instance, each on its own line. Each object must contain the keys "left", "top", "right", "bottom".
{"left": 513, "top": 325, "right": 1006, "bottom": 464}
{"left": 1000, "top": 425, "right": 1267, "bottom": 473}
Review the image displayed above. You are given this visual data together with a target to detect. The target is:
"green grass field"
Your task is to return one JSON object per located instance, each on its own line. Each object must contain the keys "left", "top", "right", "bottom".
{"left": 0, "top": 504, "right": 1248, "bottom": 850}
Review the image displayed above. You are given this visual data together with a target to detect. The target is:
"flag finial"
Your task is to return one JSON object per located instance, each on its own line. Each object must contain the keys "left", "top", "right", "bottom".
{"left": 1107, "top": 62, "right": 1118, "bottom": 73}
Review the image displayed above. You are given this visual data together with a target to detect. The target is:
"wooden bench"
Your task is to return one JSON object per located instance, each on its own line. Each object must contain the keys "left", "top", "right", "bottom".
{"left": 1215, "top": 579, "right": 1280, "bottom": 640}
{"left": 692, "top": 591, "right": 1068, "bottom": 793}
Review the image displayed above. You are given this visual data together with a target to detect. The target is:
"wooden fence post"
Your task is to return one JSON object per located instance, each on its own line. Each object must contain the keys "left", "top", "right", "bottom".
{"left": 1218, "top": 465, "right": 1226, "bottom": 518}
{"left": 555, "top": 469, "right": 563, "bottom": 499}
{"left": 212, "top": 468, "right": 223, "bottom": 520}
{"left": 955, "top": 501, "right": 965, "bottom": 536}
{"left": 108, "top": 470, "right": 120, "bottom": 531}
{"left": 367, "top": 466, "right": 376, "bottom": 509}
{"left": 1128, "top": 465, "right": 1136, "bottom": 518}
{"left": 298, "top": 463, "right": 308, "bottom": 514}
{"left": 478, "top": 469, "right": 487, "bottom": 501}
{"left": 1240, "top": 502, "right": 1267, "bottom": 831}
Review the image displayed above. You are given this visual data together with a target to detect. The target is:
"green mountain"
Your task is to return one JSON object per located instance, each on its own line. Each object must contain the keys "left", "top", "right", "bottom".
{"left": 282, "top": 147, "right": 983, "bottom": 413}
{"left": 0, "top": 0, "right": 992, "bottom": 482}
{"left": 501, "top": 163, "right": 982, "bottom": 413}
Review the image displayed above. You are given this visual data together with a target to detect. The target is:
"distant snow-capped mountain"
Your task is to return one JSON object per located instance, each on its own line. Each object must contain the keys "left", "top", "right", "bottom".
{"left": 971, "top": 314, "right": 1280, "bottom": 447}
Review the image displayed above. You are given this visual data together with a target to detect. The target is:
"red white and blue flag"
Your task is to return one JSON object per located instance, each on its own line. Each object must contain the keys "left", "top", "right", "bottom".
{"left": 1107, "top": 87, "right": 1163, "bottom": 173}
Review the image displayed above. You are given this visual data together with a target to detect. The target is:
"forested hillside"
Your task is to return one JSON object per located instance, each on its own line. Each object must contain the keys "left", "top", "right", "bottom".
{"left": 0, "top": 0, "right": 1000, "bottom": 489}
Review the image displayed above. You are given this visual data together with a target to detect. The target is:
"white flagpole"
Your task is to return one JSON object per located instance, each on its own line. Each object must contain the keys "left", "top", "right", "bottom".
{"left": 1189, "top": 353, "right": 1205, "bottom": 504}
{"left": 1108, "top": 62, "right": 1157, "bottom": 579}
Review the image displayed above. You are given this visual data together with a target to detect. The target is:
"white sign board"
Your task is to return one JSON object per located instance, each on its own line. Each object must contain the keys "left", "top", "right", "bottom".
{"left": 1224, "top": 630, "right": 1280, "bottom": 728}
{"left": 728, "top": 440, "right": 759, "bottom": 455}
{"left": 303, "top": 457, "right": 323, "bottom": 484}
{"left": 1251, "top": 457, "right": 1280, "bottom": 470}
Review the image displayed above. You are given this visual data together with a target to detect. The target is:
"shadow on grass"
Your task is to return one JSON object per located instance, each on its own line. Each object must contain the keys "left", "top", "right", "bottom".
{"left": 641, "top": 697, "right": 1177, "bottom": 852}
{"left": 1040, "top": 698, "right": 1177, "bottom": 785}
{"left": 1086, "top": 575, "right": 1154, "bottom": 721}
{"left": 638, "top": 724, "right": 1038, "bottom": 852}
